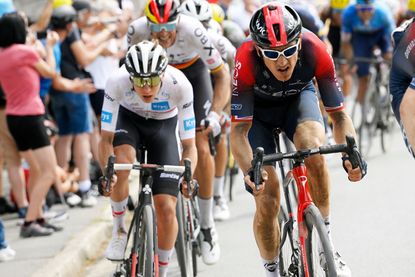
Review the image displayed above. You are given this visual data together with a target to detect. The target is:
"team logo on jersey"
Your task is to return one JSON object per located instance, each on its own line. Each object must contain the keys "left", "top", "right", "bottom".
{"left": 152, "top": 101, "right": 170, "bottom": 111}
{"left": 101, "top": 111, "right": 113, "bottom": 123}
{"left": 231, "top": 104, "right": 243, "bottom": 111}
{"left": 184, "top": 117, "right": 196, "bottom": 131}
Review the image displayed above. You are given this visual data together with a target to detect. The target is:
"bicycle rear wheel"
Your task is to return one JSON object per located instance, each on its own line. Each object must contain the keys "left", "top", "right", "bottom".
{"left": 175, "top": 194, "right": 194, "bottom": 277}
{"left": 302, "top": 205, "right": 336, "bottom": 277}
{"left": 136, "top": 205, "right": 157, "bottom": 277}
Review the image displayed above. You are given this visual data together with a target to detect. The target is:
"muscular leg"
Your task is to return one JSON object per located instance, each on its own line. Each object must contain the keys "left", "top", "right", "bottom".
{"left": 154, "top": 195, "right": 178, "bottom": 250}
{"left": 293, "top": 121, "right": 330, "bottom": 218}
{"left": 356, "top": 76, "right": 370, "bottom": 104}
{"left": 194, "top": 131, "right": 214, "bottom": 199}
{"left": 253, "top": 165, "right": 280, "bottom": 260}
{"left": 112, "top": 145, "right": 136, "bottom": 202}
{"left": 54, "top": 135, "right": 73, "bottom": 170}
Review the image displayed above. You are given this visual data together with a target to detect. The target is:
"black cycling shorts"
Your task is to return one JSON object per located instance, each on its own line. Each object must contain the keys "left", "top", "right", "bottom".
{"left": 113, "top": 106, "right": 181, "bottom": 197}
{"left": 7, "top": 114, "right": 50, "bottom": 151}
{"left": 181, "top": 58, "right": 213, "bottom": 130}
{"left": 248, "top": 84, "right": 323, "bottom": 157}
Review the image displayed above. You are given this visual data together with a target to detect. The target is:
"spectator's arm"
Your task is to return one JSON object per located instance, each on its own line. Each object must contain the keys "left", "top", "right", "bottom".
{"left": 29, "top": 0, "right": 54, "bottom": 32}
{"left": 70, "top": 39, "right": 108, "bottom": 68}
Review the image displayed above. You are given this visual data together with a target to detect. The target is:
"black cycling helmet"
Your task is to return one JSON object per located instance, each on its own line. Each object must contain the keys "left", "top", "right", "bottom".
{"left": 249, "top": 2, "right": 302, "bottom": 48}
{"left": 50, "top": 5, "right": 77, "bottom": 29}
{"left": 125, "top": 40, "right": 168, "bottom": 77}
{"left": 145, "top": 0, "right": 180, "bottom": 24}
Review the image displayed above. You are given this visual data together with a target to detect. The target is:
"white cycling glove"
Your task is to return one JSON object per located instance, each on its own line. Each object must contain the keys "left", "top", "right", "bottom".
{"left": 200, "top": 111, "right": 221, "bottom": 137}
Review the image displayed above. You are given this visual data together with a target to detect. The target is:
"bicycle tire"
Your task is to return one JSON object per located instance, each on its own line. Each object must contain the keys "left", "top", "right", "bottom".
{"left": 302, "top": 205, "right": 336, "bottom": 277}
{"left": 175, "top": 195, "right": 194, "bottom": 277}
{"left": 137, "top": 205, "right": 157, "bottom": 277}
{"left": 279, "top": 205, "right": 299, "bottom": 277}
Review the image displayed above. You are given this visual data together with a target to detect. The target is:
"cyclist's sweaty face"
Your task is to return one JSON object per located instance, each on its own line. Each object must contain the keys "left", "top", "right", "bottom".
{"left": 257, "top": 39, "right": 301, "bottom": 82}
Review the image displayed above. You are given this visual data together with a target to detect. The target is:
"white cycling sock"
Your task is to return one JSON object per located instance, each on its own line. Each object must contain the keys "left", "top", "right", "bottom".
{"left": 157, "top": 247, "right": 174, "bottom": 277}
{"left": 78, "top": 179, "right": 92, "bottom": 192}
{"left": 214, "top": 176, "right": 225, "bottom": 198}
{"left": 198, "top": 197, "right": 214, "bottom": 229}
{"left": 262, "top": 255, "right": 280, "bottom": 277}
{"left": 111, "top": 198, "right": 128, "bottom": 236}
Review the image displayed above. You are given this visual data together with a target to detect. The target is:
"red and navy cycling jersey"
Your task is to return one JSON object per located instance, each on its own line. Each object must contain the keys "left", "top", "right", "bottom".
{"left": 231, "top": 29, "right": 344, "bottom": 122}
{"left": 390, "top": 19, "right": 415, "bottom": 98}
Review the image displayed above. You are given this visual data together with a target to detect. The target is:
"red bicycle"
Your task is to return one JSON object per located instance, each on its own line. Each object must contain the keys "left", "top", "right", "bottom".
{"left": 252, "top": 133, "right": 365, "bottom": 277}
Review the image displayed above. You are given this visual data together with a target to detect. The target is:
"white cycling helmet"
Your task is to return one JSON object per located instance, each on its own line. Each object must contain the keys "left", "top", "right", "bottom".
{"left": 125, "top": 40, "right": 168, "bottom": 78}
{"left": 180, "top": 0, "right": 212, "bottom": 22}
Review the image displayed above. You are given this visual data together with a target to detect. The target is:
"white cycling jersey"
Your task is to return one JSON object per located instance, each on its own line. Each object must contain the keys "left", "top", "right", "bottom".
{"left": 101, "top": 65, "right": 196, "bottom": 140}
{"left": 127, "top": 14, "right": 223, "bottom": 71}
{"left": 207, "top": 27, "right": 236, "bottom": 62}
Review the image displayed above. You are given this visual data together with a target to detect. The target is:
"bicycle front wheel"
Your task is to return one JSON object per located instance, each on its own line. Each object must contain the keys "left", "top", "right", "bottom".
{"left": 302, "top": 205, "right": 336, "bottom": 277}
{"left": 136, "top": 205, "right": 157, "bottom": 277}
{"left": 175, "top": 194, "right": 194, "bottom": 277}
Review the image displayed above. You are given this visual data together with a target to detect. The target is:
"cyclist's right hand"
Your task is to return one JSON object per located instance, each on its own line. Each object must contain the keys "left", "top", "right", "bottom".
{"left": 244, "top": 168, "right": 268, "bottom": 196}
{"left": 98, "top": 175, "right": 117, "bottom": 197}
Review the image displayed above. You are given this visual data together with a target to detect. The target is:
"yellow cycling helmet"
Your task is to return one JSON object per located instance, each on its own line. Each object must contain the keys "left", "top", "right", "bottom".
{"left": 330, "top": 0, "right": 349, "bottom": 10}
{"left": 210, "top": 3, "right": 225, "bottom": 24}
{"left": 52, "top": 0, "right": 73, "bottom": 9}
{"left": 408, "top": 0, "right": 415, "bottom": 13}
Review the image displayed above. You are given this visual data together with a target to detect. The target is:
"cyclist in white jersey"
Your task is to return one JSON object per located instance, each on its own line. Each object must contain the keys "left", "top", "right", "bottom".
{"left": 180, "top": 0, "right": 235, "bottom": 222}
{"left": 128, "top": 0, "right": 231, "bottom": 264}
{"left": 98, "top": 40, "right": 197, "bottom": 277}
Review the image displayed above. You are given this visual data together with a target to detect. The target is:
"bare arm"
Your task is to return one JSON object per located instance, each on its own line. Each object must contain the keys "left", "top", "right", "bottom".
{"left": 71, "top": 39, "right": 108, "bottom": 68}
{"left": 52, "top": 76, "right": 96, "bottom": 94}
{"left": 33, "top": 57, "right": 56, "bottom": 78}
{"left": 329, "top": 110, "right": 357, "bottom": 144}
{"left": 230, "top": 121, "right": 253, "bottom": 175}
{"left": 29, "top": 0, "right": 53, "bottom": 32}
{"left": 210, "top": 65, "right": 231, "bottom": 114}
{"left": 180, "top": 138, "right": 198, "bottom": 175}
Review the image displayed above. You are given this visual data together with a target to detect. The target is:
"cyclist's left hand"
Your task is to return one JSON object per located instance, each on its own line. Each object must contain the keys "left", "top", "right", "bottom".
{"left": 343, "top": 157, "right": 367, "bottom": 182}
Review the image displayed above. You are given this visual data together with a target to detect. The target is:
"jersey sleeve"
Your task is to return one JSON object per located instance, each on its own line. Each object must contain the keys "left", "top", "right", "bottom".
{"left": 231, "top": 41, "right": 256, "bottom": 122}
{"left": 101, "top": 69, "right": 125, "bottom": 132}
{"left": 341, "top": 6, "right": 354, "bottom": 34}
{"left": 176, "top": 72, "right": 196, "bottom": 140}
{"left": 311, "top": 35, "right": 344, "bottom": 112}
{"left": 189, "top": 19, "right": 224, "bottom": 72}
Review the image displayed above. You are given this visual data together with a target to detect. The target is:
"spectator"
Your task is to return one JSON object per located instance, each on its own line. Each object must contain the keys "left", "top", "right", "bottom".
{"left": 0, "top": 12, "right": 60, "bottom": 237}
{"left": 49, "top": 5, "right": 110, "bottom": 207}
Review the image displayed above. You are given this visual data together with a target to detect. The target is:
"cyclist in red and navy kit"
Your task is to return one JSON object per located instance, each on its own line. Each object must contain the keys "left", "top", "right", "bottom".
{"left": 230, "top": 3, "right": 366, "bottom": 276}
{"left": 389, "top": 18, "right": 415, "bottom": 158}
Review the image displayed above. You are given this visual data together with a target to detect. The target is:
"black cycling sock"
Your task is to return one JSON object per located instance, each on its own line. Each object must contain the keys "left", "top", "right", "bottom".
{"left": 23, "top": 220, "right": 33, "bottom": 227}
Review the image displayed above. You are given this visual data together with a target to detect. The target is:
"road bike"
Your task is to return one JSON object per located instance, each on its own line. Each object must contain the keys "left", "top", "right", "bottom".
{"left": 252, "top": 134, "right": 364, "bottom": 277}
{"left": 105, "top": 155, "right": 188, "bottom": 277}
{"left": 340, "top": 54, "right": 396, "bottom": 157}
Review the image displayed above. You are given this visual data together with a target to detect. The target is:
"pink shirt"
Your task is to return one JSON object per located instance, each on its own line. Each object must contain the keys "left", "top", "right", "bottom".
{"left": 0, "top": 44, "right": 45, "bottom": 115}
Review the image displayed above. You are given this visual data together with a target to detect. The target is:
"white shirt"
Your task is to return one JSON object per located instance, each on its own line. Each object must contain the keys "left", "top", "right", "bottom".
{"left": 101, "top": 65, "right": 196, "bottom": 140}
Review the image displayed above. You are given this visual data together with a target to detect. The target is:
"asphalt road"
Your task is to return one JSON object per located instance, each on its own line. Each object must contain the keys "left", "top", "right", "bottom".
{"left": 85, "top": 127, "right": 415, "bottom": 277}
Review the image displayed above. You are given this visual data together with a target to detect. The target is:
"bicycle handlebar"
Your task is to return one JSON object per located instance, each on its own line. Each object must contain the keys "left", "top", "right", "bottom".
{"left": 252, "top": 135, "right": 364, "bottom": 188}
{"left": 105, "top": 155, "right": 115, "bottom": 193}
{"left": 204, "top": 119, "right": 217, "bottom": 156}
{"left": 113, "top": 163, "right": 186, "bottom": 173}
{"left": 251, "top": 147, "right": 264, "bottom": 191}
